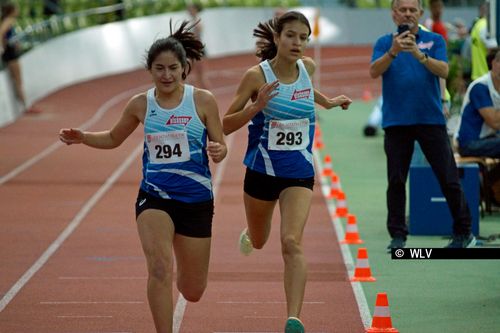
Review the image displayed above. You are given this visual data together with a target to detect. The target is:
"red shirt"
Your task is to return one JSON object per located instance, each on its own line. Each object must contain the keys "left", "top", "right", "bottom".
{"left": 432, "top": 20, "right": 448, "bottom": 42}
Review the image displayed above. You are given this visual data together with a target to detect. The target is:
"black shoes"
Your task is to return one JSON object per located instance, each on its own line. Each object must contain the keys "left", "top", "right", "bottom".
{"left": 386, "top": 237, "right": 406, "bottom": 253}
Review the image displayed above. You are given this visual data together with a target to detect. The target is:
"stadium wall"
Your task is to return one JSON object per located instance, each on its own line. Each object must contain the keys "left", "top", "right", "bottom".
{"left": 0, "top": 6, "right": 476, "bottom": 127}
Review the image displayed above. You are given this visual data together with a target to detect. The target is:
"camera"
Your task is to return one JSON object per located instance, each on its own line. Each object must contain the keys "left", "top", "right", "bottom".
{"left": 397, "top": 24, "right": 411, "bottom": 35}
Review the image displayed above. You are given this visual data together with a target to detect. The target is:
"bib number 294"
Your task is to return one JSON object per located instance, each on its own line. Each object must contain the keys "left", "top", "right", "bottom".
{"left": 155, "top": 143, "right": 182, "bottom": 159}
{"left": 146, "top": 130, "right": 190, "bottom": 164}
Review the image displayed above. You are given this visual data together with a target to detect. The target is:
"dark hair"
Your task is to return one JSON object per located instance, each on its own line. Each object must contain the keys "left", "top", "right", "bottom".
{"left": 253, "top": 11, "right": 311, "bottom": 61}
{"left": 1, "top": 2, "right": 16, "bottom": 21}
{"left": 188, "top": 2, "right": 203, "bottom": 13}
{"left": 487, "top": 47, "right": 500, "bottom": 70}
{"left": 145, "top": 20, "right": 205, "bottom": 79}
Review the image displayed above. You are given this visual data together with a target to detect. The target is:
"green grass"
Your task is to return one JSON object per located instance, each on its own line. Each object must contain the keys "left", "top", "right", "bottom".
{"left": 317, "top": 100, "right": 500, "bottom": 333}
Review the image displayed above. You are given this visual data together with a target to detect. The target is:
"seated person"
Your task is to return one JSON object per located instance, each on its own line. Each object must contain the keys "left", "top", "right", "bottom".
{"left": 454, "top": 48, "right": 500, "bottom": 158}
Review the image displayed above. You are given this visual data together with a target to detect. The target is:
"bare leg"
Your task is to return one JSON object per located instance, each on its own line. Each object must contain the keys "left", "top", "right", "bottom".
{"left": 7, "top": 60, "right": 27, "bottom": 108}
{"left": 173, "top": 234, "right": 211, "bottom": 302}
{"left": 137, "top": 209, "right": 175, "bottom": 333}
{"left": 279, "top": 187, "right": 312, "bottom": 317}
{"left": 243, "top": 192, "right": 277, "bottom": 249}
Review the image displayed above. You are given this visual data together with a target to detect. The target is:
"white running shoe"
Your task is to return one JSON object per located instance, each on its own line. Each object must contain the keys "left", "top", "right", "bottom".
{"left": 239, "top": 228, "right": 253, "bottom": 256}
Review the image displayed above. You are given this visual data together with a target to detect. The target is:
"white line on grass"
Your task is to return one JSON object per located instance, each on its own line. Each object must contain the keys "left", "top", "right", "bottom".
{"left": 313, "top": 150, "right": 372, "bottom": 328}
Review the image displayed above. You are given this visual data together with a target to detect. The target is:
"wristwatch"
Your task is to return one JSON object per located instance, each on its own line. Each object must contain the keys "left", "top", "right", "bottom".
{"left": 419, "top": 53, "right": 429, "bottom": 64}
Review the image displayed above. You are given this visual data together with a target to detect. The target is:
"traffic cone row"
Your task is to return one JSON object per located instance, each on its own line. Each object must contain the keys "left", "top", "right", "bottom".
{"left": 327, "top": 174, "right": 341, "bottom": 199}
{"left": 322, "top": 154, "right": 333, "bottom": 177}
{"left": 318, "top": 151, "right": 398, "bottom": 333}
{"left": 314, "top": 125, "right": 324, "bottom": 150}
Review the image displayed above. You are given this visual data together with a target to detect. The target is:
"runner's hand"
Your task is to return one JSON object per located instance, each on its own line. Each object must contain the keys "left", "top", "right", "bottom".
{"left": 59, "top": 128, "right": 84, "bottom": 145}
{"left": 207, "top": 141, "right": 227, "bottom": 163}
{"left": 254, "top": 80, "right": 279, "bottom": 111}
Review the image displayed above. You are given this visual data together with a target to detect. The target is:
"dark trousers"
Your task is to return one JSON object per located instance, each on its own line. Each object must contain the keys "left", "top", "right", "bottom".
{"left": 384, "top": 125, "right": 472, "bottom": 240}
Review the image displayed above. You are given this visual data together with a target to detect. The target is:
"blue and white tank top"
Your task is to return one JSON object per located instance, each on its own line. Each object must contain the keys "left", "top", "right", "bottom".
{"left": 243, "top": 59, "right": 316, "bottom": 178}
{"left": 455, "top": 72, "right": 500, "bottom": 147}
{"left": 140, "top": 85, "right": 212, "bottom": 202}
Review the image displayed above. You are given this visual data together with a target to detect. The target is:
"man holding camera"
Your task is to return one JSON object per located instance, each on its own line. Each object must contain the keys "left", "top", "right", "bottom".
{"left": 369, "top": 0, "right": 475, "bottom": 251}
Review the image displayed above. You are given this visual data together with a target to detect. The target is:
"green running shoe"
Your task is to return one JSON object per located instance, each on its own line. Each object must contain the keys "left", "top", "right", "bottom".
{"left": 285, "top": 317, "right": 304, "bottom": 333}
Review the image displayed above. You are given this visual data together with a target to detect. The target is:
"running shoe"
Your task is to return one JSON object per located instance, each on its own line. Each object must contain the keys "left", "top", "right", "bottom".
{"left": 285, "top": 317, "right": 304, "bottom": 333}
{"left": 386, "top": 237, "right": 406, "bottom": 253}
{"left": 239, "top": 228, "right": 253, "bottom": 256}
{"left": 445, "top": 234, "right": 476, "bottom": 248}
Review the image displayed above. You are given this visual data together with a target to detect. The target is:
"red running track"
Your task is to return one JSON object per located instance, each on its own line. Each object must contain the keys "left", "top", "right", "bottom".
{"left": 0, "top": 47, "right": 375, "bottom": 332}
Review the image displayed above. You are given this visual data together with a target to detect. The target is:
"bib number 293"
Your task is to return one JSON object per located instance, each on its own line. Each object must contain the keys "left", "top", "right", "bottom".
{"left": 268, "top": 118, "right": 310, "bottom": 151}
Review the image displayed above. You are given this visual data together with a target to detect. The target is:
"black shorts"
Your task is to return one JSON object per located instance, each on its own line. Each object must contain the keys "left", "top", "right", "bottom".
{"left": 135, "top": 189, "right": 214, "bottom": 238}
{"left": 244, "top": 168, "right": 314, "bottom": 201}
{"left": 2, "top": 45, "right": 20, "bottom": 63}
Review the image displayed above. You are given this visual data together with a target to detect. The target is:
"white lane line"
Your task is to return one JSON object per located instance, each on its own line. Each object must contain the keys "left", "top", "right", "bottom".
{"left": 41, "top": 301, "right": 143, "bottom": 305}
{"left": 216, "top": 301, "right": 324, "bottom": 305}
{"left": 57, "top": 315, "right": 113, "bottom": 318}
{"left": 58, "top": 276, "right": 147, "bottom": 280}
{"left": 0, "top": 83, "right": 151, "bottom": 186}
{"left": 0, "top": 83, "right": 239, "bottom": 187}
{"left": 0, "top": 79, "right": 239, "bottom": 327}
{"left": 172, "top": 132, "right": 234, "bottom": 333}
{"left": 0, "top": 144, "right": 143, "bottom": 313}
{"left": 212, "top": 331, "right": 328, "bottom": 333}
{"left": 313, "top": 150, "right": 372, "bottom": 328}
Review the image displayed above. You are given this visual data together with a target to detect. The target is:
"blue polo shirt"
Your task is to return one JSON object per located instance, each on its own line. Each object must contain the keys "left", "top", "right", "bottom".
{"left": 371, "top": 27, "right": 448, "bottom": 128}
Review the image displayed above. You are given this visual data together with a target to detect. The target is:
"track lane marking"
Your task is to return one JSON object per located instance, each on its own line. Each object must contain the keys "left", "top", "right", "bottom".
{"left": 0, "top": 144, "right": 143, "bottom": 313}
{"left": 0, "top": 84, "right": 151, "bottom": 186}
{"left": 313, "top": 150, "right": 372, "bottom": 328}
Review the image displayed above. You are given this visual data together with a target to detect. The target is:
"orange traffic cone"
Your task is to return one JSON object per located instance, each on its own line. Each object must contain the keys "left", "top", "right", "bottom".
{"left": 334, "top": 190, "right": 348, "bottom": 217}
{"left": 312, "top": 10, "right": 320, "bottom": 40}
{"left": 314, "top": 131, "right": 324, "bottom": 150}
{"left": 314, "top": 138, "right": 324, "bottom": 150}
{"left": 327, "top": 174, "right": 341, "bottom": 200}
{"left": 340, "top": 214, "right": 364, "bottom": 244}
{"left": 366, "top": 293, "right": 399, "bottom": 333}
{"left": 314, "top": 125, "right": 322, "bottom": 139}
{"left": 350, "top": 247, "right": 376, "bottom": 282}
{"left": 362, "top": 87, "right": 373, "bottom": 102}
{"left": 322, "top": 155, "right": 333, "bottom": 177}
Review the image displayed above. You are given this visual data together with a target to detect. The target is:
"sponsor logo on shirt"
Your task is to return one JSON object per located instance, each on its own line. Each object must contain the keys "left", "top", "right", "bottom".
{"left": 270, "top": 118, "right": 309, "bottom": 129}
{"left": 418, "top": 41, "right": 434, "bottom": 50}
{"left": 166, "top": 115, "right": 192, "bottom": 126}
{"left": 291, "top": 88, "right": 311, "bottom": 101}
